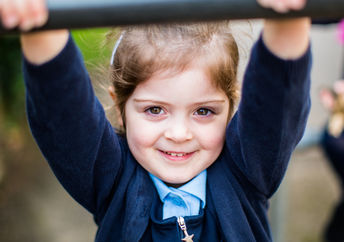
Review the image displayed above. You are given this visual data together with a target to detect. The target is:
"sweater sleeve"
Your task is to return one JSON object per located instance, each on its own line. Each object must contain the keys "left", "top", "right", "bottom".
{"left": 225, "top": 35, "right": 312, "bottom": 198}
{"left": 23, "top": 34, "right": 123, "bottom": 215}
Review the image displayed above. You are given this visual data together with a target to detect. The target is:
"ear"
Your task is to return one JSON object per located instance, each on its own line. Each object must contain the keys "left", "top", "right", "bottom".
{"left": 108, "top": 85, "right": 124, "bottom": 127}
{"left": 320, "top": 88, "right": 335, "bottom": 111}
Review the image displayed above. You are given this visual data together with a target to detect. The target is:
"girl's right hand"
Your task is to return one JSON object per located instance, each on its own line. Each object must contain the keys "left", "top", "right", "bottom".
{"left": 0, "top": 0, "right": 68, "bottom": 65}
{"left": 0, "top": 0, "right": 48, "bottom": 31}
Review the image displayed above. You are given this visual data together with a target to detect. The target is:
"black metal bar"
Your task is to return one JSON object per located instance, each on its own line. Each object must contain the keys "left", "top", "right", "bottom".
{"left": 1, "top": 0, "right": 344, "bottom": 34}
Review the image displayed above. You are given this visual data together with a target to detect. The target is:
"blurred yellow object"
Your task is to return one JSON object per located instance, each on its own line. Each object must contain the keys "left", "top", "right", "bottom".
{"left": 321, "top": 80, "right": 344, "bottom": 137}
{"left": 328, "top": 112, "right": 344, "bottom": 137}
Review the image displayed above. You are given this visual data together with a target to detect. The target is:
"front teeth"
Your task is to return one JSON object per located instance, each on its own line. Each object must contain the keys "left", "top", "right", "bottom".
{"left": 165, "top": 152, "right": 185, "bottom": 157}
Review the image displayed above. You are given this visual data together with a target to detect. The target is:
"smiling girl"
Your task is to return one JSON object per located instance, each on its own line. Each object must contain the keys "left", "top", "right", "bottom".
{"left": 0, "top": 0, "right": 312, "bottom": 241}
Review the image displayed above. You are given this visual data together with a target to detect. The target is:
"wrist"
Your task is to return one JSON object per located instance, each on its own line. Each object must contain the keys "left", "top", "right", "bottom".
{"left": 263, "top": 18, "right": 311, "bottom": 59}
{"left": 20, "top": 29, "right": 69, "bottom": 65}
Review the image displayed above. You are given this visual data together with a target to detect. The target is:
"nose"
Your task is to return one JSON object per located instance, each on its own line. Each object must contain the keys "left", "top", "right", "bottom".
{"left": 164, "top": 117, "right": 193, "bottom": 143}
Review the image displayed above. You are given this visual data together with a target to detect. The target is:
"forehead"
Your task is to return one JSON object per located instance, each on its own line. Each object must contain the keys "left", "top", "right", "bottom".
{"left": 131, "top": 65, "right": 227, "bottom": 103}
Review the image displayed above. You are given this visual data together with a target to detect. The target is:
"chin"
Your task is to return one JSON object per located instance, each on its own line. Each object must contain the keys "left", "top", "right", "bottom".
{"left": 160, "top": 173, "right": 195, "bottom": 187}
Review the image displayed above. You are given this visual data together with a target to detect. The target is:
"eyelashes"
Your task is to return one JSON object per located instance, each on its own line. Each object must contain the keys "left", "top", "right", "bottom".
{"left": 145, "top": 106, "right": 165, "bottom": 115}
{"left": 194, "top": 108, "right": 215, "bottom": 116}
{"left": 144, "top": 106, "right": 216, "bottom": 118}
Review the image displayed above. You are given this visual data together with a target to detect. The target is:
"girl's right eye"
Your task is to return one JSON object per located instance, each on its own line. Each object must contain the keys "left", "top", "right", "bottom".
{"left": 145, "top": 106, "right": 164, "bottom": 115}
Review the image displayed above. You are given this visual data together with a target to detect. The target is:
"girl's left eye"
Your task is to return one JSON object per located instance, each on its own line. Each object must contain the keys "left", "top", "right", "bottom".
{"left": 194, "top": 108, "right": 214, "bottom": 116}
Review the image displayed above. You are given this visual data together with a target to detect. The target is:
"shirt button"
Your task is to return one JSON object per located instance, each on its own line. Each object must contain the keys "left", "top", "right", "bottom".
{"left": 175, "top": 198, "right": 185, "bottom": 207}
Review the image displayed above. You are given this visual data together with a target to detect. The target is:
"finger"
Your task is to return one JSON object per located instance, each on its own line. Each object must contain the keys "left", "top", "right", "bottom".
{"left": 257, "top": 0, "right": 290, "bottom": 13}
{"left": 10, "top": 0, "right": 35, "bottom": 31}
{"left": 272, "top": 0, "right": 290, "bottom": 13}
{"left": 35, "top": 0, "right": 48, "bottom": 28}
{"left": 287, "top": 0, "right": 307, "bottom": 11}
{"left": 27, "top": 0, "right": 48, "bottom": 28}
{"left": 1, "top": 0, "right": 20, "bottom": 29}
{"left": 257, "top": 0, "right": 271, "bottom": 8}
{"left": 16, "top": 0, "right": 34, "bottom": 31}
{"left": 19, "top": 0, "right": 47, "bottom": 31}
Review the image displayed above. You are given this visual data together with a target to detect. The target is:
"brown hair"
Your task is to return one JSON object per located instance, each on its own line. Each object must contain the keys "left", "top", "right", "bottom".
{"left": 108, "top": 22, "right": 239, "bottom": 135}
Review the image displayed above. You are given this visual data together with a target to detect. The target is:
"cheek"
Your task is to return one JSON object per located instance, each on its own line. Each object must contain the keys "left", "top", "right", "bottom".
{"left": 197, "top": 120, "right": 227, "bottom": 154}
{"left": 126, "top": 118, "right": 160, "bottom": 149}
{"left": 207, "top": 128, "right": 226, "bottom": 150}
{"left": 193, "top": 125, "right": 225, "bottom": 174}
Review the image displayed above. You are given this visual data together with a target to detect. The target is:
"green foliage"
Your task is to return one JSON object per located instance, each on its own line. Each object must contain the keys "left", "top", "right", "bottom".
{"left": 0, "top": 36, "right": 24, "bottom": 127}
{"left": 72, "top": 28, "right": 113, "bottom": 69}
{"left": 0, "top": 28, "right": 113, "bottom": 128}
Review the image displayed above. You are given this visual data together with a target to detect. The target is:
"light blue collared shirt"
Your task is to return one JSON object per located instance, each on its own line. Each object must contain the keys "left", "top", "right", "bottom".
{"left": 149, "top": 170, "right": 207, "bottom": 220}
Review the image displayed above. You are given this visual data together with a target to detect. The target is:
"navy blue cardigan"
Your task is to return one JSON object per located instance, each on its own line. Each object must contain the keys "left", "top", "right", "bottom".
{"left": 23, "top": 34, "right": 312, "bottom": 241}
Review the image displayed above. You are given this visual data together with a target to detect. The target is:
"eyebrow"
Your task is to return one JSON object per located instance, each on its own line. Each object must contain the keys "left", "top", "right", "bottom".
{"left": 133, "top": 99, "right": 169, "bottom": 106}
{"left": 133, "top": 98, "right": 226, "bottom": 105}
{"left": 192, "top": 100, "right": 226, "bottom": 105}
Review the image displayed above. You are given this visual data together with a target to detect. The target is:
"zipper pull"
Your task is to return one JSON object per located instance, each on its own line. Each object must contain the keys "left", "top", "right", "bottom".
{"left": 177, "top": 216, "right": 194, "bottom": 242}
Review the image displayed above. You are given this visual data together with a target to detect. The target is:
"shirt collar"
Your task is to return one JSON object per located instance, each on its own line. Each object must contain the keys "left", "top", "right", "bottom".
{"left": 149, "top": 170, "right": 207, "bottom": 208}
{"left": 149, "top": 173, "right": 171, "bottom": 202}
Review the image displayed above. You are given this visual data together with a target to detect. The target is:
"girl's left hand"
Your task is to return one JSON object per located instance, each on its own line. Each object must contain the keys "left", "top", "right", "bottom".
{"left": 258, "top": 0, "right": 310, "bottom": 59}
{"left": 257, "top": 0, "right": 307, "bottom": 13}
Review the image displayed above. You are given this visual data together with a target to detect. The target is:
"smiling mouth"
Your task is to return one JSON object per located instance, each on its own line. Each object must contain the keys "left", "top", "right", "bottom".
{"left": 164, "top": 151, "right": 188, "bottom": 157}
{"left": 160, "top": 150, "right": 195, "bottom": 160}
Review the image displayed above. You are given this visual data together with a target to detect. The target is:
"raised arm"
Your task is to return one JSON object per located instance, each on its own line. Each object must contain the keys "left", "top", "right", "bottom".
{"left": 225, "top": 0, "right": 312, "bottom": 197}
{"left": 1, "top": 0, "right": 124, "bottom": 217}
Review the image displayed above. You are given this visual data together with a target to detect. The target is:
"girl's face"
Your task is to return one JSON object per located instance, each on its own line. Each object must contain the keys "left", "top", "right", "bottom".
{"left": 125, "top": 65, "right": 229, "bottom": 186}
